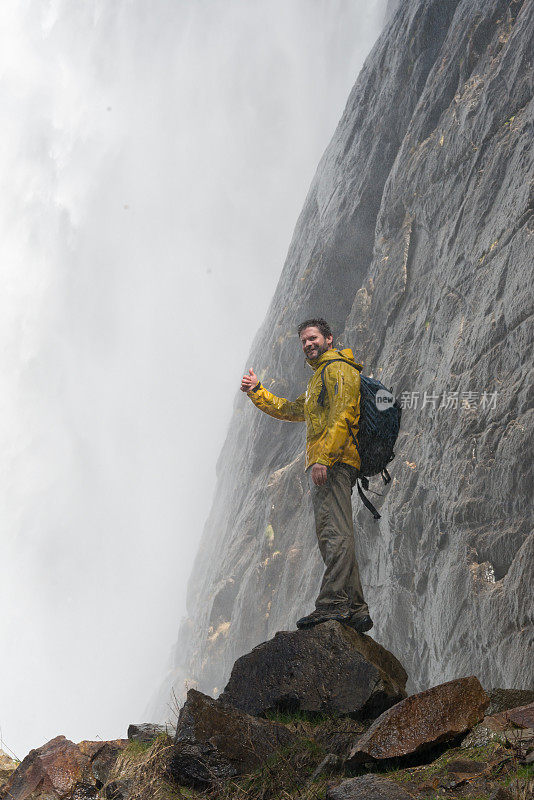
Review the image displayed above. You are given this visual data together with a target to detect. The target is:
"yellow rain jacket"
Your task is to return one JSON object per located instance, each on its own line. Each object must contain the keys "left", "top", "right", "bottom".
{"left": 247, "top": 348, "right": 362, "bottom": 471}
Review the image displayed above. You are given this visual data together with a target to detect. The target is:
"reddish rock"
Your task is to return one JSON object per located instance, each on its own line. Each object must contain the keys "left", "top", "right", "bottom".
{"left": 486, "top": 702, "right": 534, "bottom": 731}
{"left": 77, "top": 740, "right": 127, "bottom": 761}
{"left": 347, "top": 676, "right": 489, "bottom": 764}
{"left": 0, "top": 737, "right": 128, "bottom": 800}
{"left": 0, "top": 736, "right": 89, "bottom": 799}
{"left": 77, "top": 740, "right": 128, "bottom": 788}
{"left": 171, "top": 688, "right": 297, "bottom": 787}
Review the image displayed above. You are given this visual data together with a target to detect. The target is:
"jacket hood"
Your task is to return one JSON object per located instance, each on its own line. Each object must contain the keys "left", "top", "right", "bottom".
{"left": 306, "top": 347, "right": 363, "bottom": 372}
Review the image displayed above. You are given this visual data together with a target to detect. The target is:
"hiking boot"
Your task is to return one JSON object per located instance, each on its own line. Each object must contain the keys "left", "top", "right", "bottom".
{"left": 296, "top": 606, "right": 352, "bottom": 630}
{"left": 346, "top": 613, "right": 373, "bottom": 633}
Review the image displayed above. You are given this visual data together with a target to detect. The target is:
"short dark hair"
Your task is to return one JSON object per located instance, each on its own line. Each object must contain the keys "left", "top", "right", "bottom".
{"left": 297, "top": 318, "right": 332, "bottom": 339}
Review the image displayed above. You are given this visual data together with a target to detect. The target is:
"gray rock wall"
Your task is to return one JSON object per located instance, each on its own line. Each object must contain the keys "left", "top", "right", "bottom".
{"left": 153, "top": 0, "right": 534, "bottom": 716}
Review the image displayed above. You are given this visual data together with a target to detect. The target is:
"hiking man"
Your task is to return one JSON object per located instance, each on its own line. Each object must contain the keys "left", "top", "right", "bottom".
{"left": 240, "top": 318, "right": 372, "bottom": 633}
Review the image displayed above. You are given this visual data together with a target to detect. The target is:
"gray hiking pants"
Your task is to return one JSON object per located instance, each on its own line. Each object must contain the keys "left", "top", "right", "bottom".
{"left": 308, "top": 462, "right": 369, "bottom": 615}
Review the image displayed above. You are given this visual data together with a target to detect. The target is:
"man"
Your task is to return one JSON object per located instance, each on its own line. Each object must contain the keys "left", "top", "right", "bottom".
{"left": 240, "top": 318, "right": 372, "bottom": 633}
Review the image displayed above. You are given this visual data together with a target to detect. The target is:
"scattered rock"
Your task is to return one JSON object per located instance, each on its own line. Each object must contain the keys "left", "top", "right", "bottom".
{"left": 487, "top": 689, "right": 534, "bottom": 716}
{"left": 446, "top": 758, "right": 487, "bottom": 775}
{"left": 88, "top": 743, "right": 128, "bottom": 788}
{"left": 0, "top": 735, "right": 89, "bottom": 800}
{"left": 415, "top": 777, "right": 438, "bottom": 793}
{"left": 464, "top": 700, "right": 534, "bottom": 749}
{"left": 219, "top": 621, "right": 407, "bottom": 719}
{"left": 0, "top": 750, "right": 17, "bottom": 786}
{"left": 488, "top": 788, "right": 515, "bottom": 800}
{"left": 0, "top": 750, "right": 17, "bottom": 773}
{"left": 0, "top": 737, "right": 129, "bottom": 800}
{"left": 74, "top": 739, "right": 128, "bottom": 792}
{"left": 102, "top": 779, "right": 131, "bottom": 799}
{"left": 309, "top": 753, "right": 340, "bottom": 783}
{"left": 127, "top": 723, "right": 175, "bottom": 743}
{"left": 347, "top": 676, "right": 489, "bottom": 764}
{"left": 486, "top": 701, "right": 534, "bottom": 731}
{"left": 170, "top": 688, "right": 296, "bottom": 787}
{"left": 437, "top": 757, "right": 488, "bottom": 789}
{"left": 326, "top": 773, "right": 416, "bottom": 799}
{"left": 463, "top": 722, "right": 534, "bottom": 751}
{"left": 461, "top": 722, "right": 504, "bottom": 748}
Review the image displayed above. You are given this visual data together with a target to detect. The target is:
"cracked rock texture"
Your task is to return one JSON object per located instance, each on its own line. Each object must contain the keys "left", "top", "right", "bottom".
{"left": 170, "top": 689, "right": 296, "bottom": 787}
{"left": 219, "top": 620, "right": 407, "bottom": 718}
{"left": 152, "top": 0, "right": 534, "bottom": 716}
{"left": 347, "top": 675, "right": 489, "bottom": 763}
{"left": 326, "top": 774, "right": 416, "bottom": 800}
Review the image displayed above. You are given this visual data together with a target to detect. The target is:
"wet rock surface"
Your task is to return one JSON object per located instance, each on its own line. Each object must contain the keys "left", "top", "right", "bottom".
{"left": 487, "top": 701, "right": 534, "bottom": 731}
{"left": 5, "top": 684, "right": 533, "bottom": 800}
{"left": 0, "top": 736, "right": 89, "bottom": 800}
{"left": 126, "top": 723, "right": 175, "bottom": 743}
{"left": 487, "top": 688, "right": 534, "bottom": 716}
{"left": 326, "top": 774, "right": 416, "bottom": 799}
{"left": 348, "top": 676, "right": 489, "bottom": 764}
{"left": 153, "top": 0, "right": 534, "bottom": 719}
{"left": 463, "top": 698, "right": 534, "bottom": 750}
{"left": 170, "top": 688, "right": 296, "bottom": 787}
{"left": 0, "top": 737, "right": 129, "bottom": 800}
{"left": 84, "top": 742, "right": 128, "bottom": 789}
{"left": 219, "top": 620, "right": 407, "bottom": 718}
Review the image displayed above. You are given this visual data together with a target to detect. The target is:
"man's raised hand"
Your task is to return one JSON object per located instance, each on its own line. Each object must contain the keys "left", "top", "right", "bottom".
{"left": 240, "top": 367, "right": 259, "bottom": 393}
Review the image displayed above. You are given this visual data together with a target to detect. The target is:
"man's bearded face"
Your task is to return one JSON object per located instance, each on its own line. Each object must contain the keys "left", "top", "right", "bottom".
{"left": 299, "top": 326, "right": 333, "bottom": 360}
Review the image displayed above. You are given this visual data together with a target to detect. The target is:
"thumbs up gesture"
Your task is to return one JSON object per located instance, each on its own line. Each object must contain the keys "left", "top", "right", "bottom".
{"left": 240, "top": 367, "right": 259, "bottom": 393}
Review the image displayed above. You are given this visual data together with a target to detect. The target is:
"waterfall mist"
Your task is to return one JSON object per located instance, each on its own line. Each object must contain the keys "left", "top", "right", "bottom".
{"left": 0, "top": 0, "right": 386, "bottom": 757}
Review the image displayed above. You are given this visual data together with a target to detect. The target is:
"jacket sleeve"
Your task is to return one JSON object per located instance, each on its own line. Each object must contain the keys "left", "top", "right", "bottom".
{"left": 315, "top": 364, "right": 361, "bottom": 467}
{"left": 247, "top": 382, "right": 305, "bottom": 422}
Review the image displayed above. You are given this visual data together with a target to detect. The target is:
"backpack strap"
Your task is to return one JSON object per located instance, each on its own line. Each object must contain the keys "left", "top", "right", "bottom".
{"left": 316, "top": 355, "right": 382, "bottom": 521}
{"left": 356, "top": 477, "right": 381, "bottom": 520}
{"left": 317, "top": 354, "right": 361, "bottom": 407}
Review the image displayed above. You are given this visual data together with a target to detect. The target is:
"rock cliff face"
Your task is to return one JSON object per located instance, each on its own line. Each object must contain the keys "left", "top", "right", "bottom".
{"left": 154, "top": 0, "right": 534, "bottom": 715}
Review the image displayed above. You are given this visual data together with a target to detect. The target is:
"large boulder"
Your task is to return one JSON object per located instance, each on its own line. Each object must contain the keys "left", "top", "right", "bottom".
{"left": 0, "top": 736, "right": 89, "bottom": 800}
{"left": 326, "top": 774, "right": 416, "bottom": 799}
{"left": 0, "top": 737, "right": 128, "bottom": 800}
{"left": 348, "top": 676, "right": 489, "bottom": 764}
{"left": 219, "top": 621, "right": 407, "bottom": 718}
{"left": 171, "top": 688, "right": 296, "bottom": 787}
